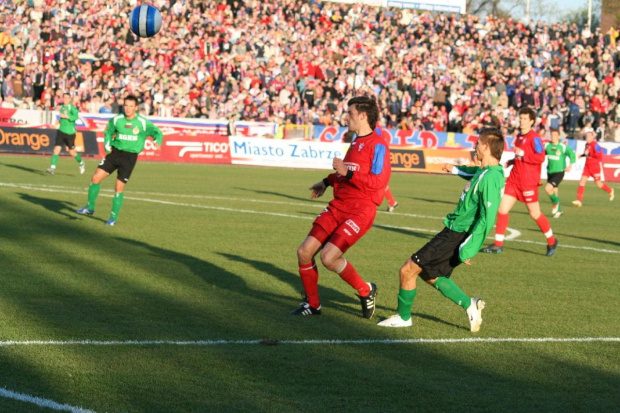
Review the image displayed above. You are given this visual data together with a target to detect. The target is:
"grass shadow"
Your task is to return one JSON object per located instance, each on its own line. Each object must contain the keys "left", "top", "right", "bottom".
{"left": 18, "top": 193, "right": 78, "bottom": 219}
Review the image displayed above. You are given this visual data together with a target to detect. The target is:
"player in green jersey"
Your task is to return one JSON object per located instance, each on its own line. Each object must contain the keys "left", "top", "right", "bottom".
{"left": 76, "top": 95, "right": 164, "bottom": 226}
{"left": 544, "top": 128, "right": 576, "bottom": 218}
{"left": 377, "top": 128, "right": 505, "bottom": 332}
{"left": 46, "top": 93, "right": 85, "bottom": 175}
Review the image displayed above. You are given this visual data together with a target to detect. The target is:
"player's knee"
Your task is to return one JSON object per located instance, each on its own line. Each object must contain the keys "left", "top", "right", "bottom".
{"left": 319, "top": 249, "right": 337, "bottom": 271}
{"left": 297, "top": 244, "right": 313, "bottom": 263}
{"left": 399, "top": 260, "right": 419, "bottom": 283}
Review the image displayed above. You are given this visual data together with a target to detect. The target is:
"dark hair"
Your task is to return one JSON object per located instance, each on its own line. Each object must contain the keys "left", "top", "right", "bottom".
{"left": 518, "top": 106, "right": 537, "bottom": 122}
{"left": 477, "top": 128, "right": 504, "bottom": 161}
{"left": 550, "top": 127, "right": 560, "bottom": 134}
{"left": 63, "top": 92, "right": 71, "bottom": 97}
{"left": 124, "top": 95, "right": 139, "bottom": 105}
{"left": 347, "top": 96, "right": 379, "bottom": 129}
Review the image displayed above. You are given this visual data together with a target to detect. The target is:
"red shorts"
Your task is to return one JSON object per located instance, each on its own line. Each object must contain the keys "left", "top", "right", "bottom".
{"left": 504, "top": 181, "right": 539, "bottom": 203}
{"left": 583, "top": 163, "right": 602, "bottom": 181}
{"left": 309, "top": 199, "right": 376, "bottom": 253}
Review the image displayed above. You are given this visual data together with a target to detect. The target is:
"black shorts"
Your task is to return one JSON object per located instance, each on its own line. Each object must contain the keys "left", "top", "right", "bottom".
{"left": 547, "top": 172, "right": 565, "bottom": 188}
{"left": 98, "top": 148, "right": 139, "bottom": 183}
{"left": 412, "top": 227, "right": 468, "bottom": 281}
{"left": 54, "top": 131, "right": 76, "bottom": 150}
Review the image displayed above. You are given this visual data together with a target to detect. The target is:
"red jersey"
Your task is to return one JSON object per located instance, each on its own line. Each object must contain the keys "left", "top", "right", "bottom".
{"left": 584, "top": 140, "right": 604, "bottom": 169}
{"left": 508, "top": 129, "right": 545, "bottom": 188}
{"left": 327, "top": 130, "right": 391, "bottom": 206}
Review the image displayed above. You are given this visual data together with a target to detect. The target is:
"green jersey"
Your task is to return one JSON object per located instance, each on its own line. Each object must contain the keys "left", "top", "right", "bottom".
{"left": 58, "top": 104, "right": 79, "bottom": 134}
{"left": 104, "top": 114, "right": 164, "bottom": 154}
{"left": 444, "top": 165, "right": 505, "bottom": 261}
{"left": 545, "top": 142, "right": 576, "bottom": 174}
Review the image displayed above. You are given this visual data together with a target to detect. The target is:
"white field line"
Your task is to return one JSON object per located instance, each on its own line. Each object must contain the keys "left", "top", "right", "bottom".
{"left": 0, "top": 337, "right": 618, "bottom": 347}
{"left": 2, "top": 182, "right": 618, "bottom": 253}
{"left": 0, "top": 387, "right": 95, "bottom": 413}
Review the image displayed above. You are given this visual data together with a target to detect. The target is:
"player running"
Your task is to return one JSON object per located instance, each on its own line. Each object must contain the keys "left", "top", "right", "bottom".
{"left": 572, "top": 131, "right": 614, "bottom": 206}
{"left": 378, "top": 128, "right": 505, "bottom": 331}
{"left": 482, "top": 107, "right": 559, "bottom": 256}
{"left": 75, "top": 95, "right": 163, "bottom": 226}
{"left": 544, "top": 128, "right": 576, "bottom": 218}
{"left": 46, "top": 93, "right": 85, "bottom": 175}
{"left": 292, "top": 96, "right": 391, "bottom": 319}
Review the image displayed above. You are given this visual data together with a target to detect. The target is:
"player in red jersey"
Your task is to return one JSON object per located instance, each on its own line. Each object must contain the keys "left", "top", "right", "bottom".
{"left": 292, "top": 96, "right": 391, "bottom": 319}
{"left": 376, "top": 126, "right": 399, "bottom": 212}
{"left": 483, "top": 107, "right": 559, "bottom": 256}
{"left": 572, "top": 131, "right": 614, "bottom": 206}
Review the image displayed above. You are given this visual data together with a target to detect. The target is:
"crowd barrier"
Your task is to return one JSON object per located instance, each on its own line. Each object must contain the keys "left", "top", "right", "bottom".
{"left": 1, "top": 108, "right": 619, "bottom": 182}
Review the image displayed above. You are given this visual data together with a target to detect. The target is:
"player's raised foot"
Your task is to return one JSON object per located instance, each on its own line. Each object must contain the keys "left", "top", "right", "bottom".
{"left": 466, "top": 297, "right": 485, "bottom": 333}
{"left": 572, "top": 200, "right": 582, "bottom": 207}
{"left": 105, "top": 218, "right": 117, "bottom": 226}
{"left": 546, "top": 239, "right": 559, "bottom": 257}
{"left": 482, "top": 243, "right": 503, "bottom": 254}
{"left": 551, "top": 204, "right": 559, "bottom": 215}
{"left": 377, "top": 314, "right": 412, "bottom": 328}
{"left": 79, "top": 162, "right": 86, "bottom": 174}
{"left": 76, "top": 206, "right": 94, "bottom": 215}
{"left": 45, "top": 167, "right": 55, "bottom": 175}
{"left": 358, "top": 282, "right": 377, "bottom": 319}
{"left": 290, "top": 302, "right": 321, "bottom": 316}
{"left": 553, "top": 210, "right": 563, "bottom": 218}
{"left": 610, "top": 188, "right": 615, "bottom": 201}
{"left": 387, "top": 202, "right": 399, "bottom": 213}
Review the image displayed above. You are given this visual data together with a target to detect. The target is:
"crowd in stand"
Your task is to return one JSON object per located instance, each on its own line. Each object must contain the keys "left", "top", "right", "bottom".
{"left": 1, "top": 0, "right": 620, "bottom": 141}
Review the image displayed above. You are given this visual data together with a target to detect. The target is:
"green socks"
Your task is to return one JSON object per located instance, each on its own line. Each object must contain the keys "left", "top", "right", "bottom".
{"left": 75, "top": 153, "right": 82, "bottom": 163}
{"left": 110, "top": 192, "right": 124, "bottom": 220}
{"left": 87, "top": 183, "right": 100, "bottom": 210}
{"left": 550, "top": 193, "right": 559, "bottom": 205}
{"left": 433, "top": 277, "right": 470, "bottom": 310}
{"left": 50, "top": 154, "right": 59, "bottom": 168}
{"left": 397, "top": 288, "right": 417, "bottom": 321}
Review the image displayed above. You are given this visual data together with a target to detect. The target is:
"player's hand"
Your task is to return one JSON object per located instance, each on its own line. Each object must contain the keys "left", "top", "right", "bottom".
{"left": 332, "top": 157, "right": 348, "bottom": 176}
{"left": 504, "top": 159, "right": 514, "bottom": 168}
{"left": 514, "top": 147, "right": 524, "bottom": 158}
{"left": 565, "top": 165, "right": 572, "bottom": 172}
{"left": 104, "top": 144, "right": 111, "bottom": 154}
{"left": 309, "top": 181, "right": 327, "bottom": 199}
{"left": 463, "top": 259, "right": 472, "bottom": 266}
{"left": 152, "top": 142, "right": 160, "bottom": 151}
{"left": 442, "top": 163, "right": 454, "bottom": 173}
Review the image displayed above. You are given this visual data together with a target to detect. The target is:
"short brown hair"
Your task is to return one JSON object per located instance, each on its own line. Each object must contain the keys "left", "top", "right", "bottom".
{"left": 519, "top": 107, "right": 537, "bottom": 122}
{"left": 348, "top": 96, "right": 379, "bottom": 129}
{"left": 478, "top": 128, "right": 504, "bottom": 161}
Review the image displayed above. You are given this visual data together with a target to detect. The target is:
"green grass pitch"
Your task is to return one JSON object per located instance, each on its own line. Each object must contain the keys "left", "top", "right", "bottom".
{"left": 0, "top": 154, "right": 618, "bottom": 412}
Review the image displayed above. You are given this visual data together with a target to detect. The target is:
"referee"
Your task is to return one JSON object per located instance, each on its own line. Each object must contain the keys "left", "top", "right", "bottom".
{"left": 46, "top": 92, "right": 85, "bottom": 175}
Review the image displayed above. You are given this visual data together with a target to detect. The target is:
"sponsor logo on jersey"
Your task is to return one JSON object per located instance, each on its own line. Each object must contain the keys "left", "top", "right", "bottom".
{"left": 345, "top": 162, "right": 360, "bottom": 171}
{"left": 345, "top": 219, "right": 360, "bottom": 233}
{"left": 133, "top": 128, "right": 140, "bottom": 134}
{"left": 358, "top": 143, "right": 364, "bottom": 151}
{"left": 118, "top": 133, "right": 139, "bottom": 141}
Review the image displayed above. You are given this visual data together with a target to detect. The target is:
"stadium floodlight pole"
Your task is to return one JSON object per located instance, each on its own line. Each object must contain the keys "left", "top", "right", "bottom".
{"left": 588, "top": 0, "right": 592, "bottom": 29}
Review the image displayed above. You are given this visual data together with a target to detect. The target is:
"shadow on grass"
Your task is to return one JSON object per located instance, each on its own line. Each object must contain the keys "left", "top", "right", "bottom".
{"left": 217, "top": 252, "right": 363, "bottom": 317}
{"left": 0, "top": 162, "right": 47, "bottom": 176}
{"left": 234, "top": 186, "right": 315, "bottom": 203}
{"left": 18, "top": 192, "right": 78, "bottom": 220}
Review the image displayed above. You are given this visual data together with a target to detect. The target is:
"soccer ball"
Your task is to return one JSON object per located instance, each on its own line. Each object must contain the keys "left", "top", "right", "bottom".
{"left": 130, "top": 4, "right": 162, "bottom": 38}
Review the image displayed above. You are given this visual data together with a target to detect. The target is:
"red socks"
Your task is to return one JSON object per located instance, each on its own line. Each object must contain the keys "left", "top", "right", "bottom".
{"left": 494, "top": 213, "right": 509, "bottom": 246}
{"left": 338, "top": 260, "right": 370, "bottom": 296}
{"left": 299, "top": 261, "right": 320, "bottom": 308}
{"left": 577, "top": 185, "right": 585, "bottom": 202}
{"left": 536, "top": 215, "right": 556, "bottom": 245}
{"left": 385, "top": 186, "right": 396, "bottom": 207}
